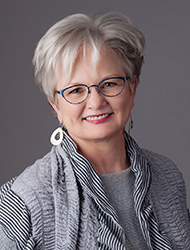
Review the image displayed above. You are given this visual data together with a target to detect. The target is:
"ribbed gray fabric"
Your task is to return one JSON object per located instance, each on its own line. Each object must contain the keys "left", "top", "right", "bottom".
{"left": 0, "top": 132, "right": 190, "bottom": 249}
{"left": 99, "top": 168, "right": 147, "bottom": 249}
{"left": 0, "top": 226, "right": 17, "bottom": 249}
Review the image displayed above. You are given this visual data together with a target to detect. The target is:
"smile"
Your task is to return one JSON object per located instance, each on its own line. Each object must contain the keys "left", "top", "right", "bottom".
{"left": 85, "top": 113, "right": 111, "bottom": 121}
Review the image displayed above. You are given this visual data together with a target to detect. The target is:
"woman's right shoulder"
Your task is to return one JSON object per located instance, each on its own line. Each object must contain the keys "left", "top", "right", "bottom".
{"left": 13, "top": 151, "right": 53, "bottom": 189}
{"left": 0, "top": 149, "right": 62, "bottom": 249}
{"left": 0, "top": 150, "right": 54, "bottom": 221}
{"left": 0, "top": 149, "right": 57, "bottom": 210}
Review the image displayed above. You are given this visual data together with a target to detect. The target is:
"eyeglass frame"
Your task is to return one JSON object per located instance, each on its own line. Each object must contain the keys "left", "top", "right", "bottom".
{"left": 54, "top": 76, "right": 129, "bottom": 105}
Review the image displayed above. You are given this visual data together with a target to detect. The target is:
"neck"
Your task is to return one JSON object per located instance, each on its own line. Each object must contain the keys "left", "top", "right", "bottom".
{"left": 74, "top": 132, "right": 130, "bottom": 174}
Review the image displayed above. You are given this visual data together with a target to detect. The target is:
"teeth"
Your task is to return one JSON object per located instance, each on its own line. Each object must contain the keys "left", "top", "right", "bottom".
{"left": 86, "top": 113, "right": 110, "bottom": 121}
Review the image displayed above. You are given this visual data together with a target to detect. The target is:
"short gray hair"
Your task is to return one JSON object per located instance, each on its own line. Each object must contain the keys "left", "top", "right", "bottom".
{"left": 33, "top": 12, "right": 145, "bottom": 103}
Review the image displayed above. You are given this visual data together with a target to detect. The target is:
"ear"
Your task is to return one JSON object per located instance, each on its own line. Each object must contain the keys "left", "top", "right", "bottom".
{"left": 130, "top": 75, "right": 138, "bottom": 110}
{"left": 48, "top": 98, "right": 63, "bottom": 123}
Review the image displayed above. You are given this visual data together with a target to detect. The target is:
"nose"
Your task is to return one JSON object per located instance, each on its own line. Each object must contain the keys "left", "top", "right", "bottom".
{"left": 86, "top": 85, "right": 106, "bottom": 109}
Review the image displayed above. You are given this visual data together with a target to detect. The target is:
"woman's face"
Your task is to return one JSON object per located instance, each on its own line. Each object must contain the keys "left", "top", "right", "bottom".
{"left": 51, "top": 48, "right": 137, "bottom": 145}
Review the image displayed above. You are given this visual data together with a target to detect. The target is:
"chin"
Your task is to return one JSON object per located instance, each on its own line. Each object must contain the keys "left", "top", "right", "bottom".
{"left": 87, "top": 130, "right": 119, "bottom": 141}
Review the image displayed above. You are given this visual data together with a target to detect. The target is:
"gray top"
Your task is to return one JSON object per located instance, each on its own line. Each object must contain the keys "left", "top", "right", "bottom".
{"left": 99, "top": 167, "right": 147, "bottom": 249}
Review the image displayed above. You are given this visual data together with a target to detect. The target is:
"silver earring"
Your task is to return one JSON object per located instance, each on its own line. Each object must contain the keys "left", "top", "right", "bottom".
{"left": 128, "top": 113, "right": 134, "bottom": 135}
{"left": 50, "top": 123, "right": 64, "bottom": 146}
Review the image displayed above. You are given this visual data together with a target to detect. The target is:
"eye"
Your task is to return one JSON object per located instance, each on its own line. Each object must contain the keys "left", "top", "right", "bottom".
{"left": 68, "top": 86, "right": 85, "bottom": 95}
{"left": 102, "top": 81, "right": 117, "bottom": 89}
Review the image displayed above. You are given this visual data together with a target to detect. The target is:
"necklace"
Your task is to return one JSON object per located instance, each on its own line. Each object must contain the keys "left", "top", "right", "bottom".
{"left": 124, "top": 231, "right": 136, "bottom": 250}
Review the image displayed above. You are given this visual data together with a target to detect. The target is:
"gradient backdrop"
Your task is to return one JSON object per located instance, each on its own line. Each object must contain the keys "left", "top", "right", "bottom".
{"left": 0, "top": 0, "right": 190, "bottom": 208}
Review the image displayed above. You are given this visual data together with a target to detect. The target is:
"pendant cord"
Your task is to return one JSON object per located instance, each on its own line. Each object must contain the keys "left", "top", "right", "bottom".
{"left": 124, "top": 231, "right": 136, "bottom": 250}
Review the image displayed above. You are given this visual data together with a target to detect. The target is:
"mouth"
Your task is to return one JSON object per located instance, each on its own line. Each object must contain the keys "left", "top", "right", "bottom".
{"left": 84, "top": 113, "right": 112, "bottom": 121}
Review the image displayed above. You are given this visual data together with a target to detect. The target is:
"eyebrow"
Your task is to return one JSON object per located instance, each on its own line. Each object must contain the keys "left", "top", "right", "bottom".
{"left": 66, "top": 75, "right": 123, "bottom": 87}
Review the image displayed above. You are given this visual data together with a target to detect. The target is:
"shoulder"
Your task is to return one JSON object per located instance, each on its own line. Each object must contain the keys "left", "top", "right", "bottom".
{"left": 10, "top": 148, "right": 61, "bottom": 217}
{"left": 1, "top": 150, "right": 54, "bottom": 208}
{"left": 142, "top": 149, "right": 183, "bottom": 181}
{"left": 142, "top": 149, "right": 187, "bottom": 204}
{"left": 0, "top": 147, "right": 62, "bottom": 249}
{"left": 142, "top": 149, "right": 176, "bottom": 168}
{"left": 142, "top": 149, "right": 188, "bottom": 210}
{"left": 141, "top": 151, "right": 190, "bottom": 246}
{"left": 12, "top": 150, "right": 54, "bottom": 195}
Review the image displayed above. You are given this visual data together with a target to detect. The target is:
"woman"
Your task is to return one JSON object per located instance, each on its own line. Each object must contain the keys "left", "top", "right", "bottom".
{"left": 0, "top": 12, "right": 190, "bottom": 250}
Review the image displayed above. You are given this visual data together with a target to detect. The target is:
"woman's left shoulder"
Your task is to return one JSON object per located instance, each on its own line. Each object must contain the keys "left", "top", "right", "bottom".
{"left": 142, "top": 149, "right": 183, "bottom": 180}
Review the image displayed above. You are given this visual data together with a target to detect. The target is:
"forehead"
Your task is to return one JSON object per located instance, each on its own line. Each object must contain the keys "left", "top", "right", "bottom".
{"left": 72, "top": 47, "right": 123, "bottom": 75}
{"left": 57, "top": 46, "right": 124, "bottom": 89}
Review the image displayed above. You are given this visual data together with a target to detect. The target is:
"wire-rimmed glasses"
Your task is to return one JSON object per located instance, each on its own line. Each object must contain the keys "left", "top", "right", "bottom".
{"left": 55, "top": 76, "right": 129, "bottom": 104}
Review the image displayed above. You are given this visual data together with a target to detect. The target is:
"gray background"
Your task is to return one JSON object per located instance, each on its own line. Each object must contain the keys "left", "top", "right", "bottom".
{"left": 0, "top": 0, "right": 190, "bottom": 207}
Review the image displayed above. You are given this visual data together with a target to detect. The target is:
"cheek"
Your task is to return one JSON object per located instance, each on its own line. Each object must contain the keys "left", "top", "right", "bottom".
{"left": 117, "top": 93, "right": 132, "bottom": 111}
{"left": 114, "top": 95, "right": 133, "bottom": 124}
{"left": 61, "top": 104, "right": 85, "bottom": 124}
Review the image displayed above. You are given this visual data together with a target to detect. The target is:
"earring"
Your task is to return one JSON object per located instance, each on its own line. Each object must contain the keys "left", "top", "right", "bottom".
{"left": 128, "top": 113, "right": 134, "bottom": 135}
{"left": 50, "top": 123, "right": 64, "bottom": 146}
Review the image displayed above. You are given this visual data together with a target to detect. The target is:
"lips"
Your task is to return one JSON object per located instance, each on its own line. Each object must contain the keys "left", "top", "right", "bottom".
{"left": 84, "top": 113, "right": 112, "bottom": 121}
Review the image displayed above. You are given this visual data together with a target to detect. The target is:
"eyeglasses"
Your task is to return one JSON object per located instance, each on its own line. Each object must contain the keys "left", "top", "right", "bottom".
{"left": 55, "top": 76, "right": 129, "bottom": 104}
